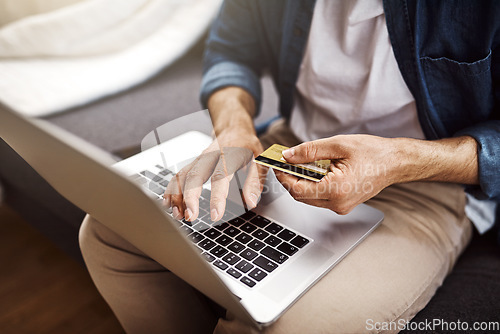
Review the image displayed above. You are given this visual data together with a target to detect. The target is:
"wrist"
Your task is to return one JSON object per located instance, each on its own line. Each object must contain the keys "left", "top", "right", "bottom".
{"left": 207, "top": 86, "right": 256, "bottom": 136}
{"left": 390, "top": 136, "right": 479, "bottom": 185}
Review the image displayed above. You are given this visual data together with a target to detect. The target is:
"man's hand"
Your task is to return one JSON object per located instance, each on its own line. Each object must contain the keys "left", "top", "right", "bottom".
{"left": 275, "top": 134, "right": 478, "bottom": 215}
{"left": 163, "top": 86, "right": 268, "bottom": 222}
{"left": 163, "top": 130, "right": 267, "bottom": 221}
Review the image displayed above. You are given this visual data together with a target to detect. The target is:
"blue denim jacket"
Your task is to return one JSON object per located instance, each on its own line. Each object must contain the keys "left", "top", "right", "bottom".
{"left": 200, "top": 1, "right": 500, "bottom": 211}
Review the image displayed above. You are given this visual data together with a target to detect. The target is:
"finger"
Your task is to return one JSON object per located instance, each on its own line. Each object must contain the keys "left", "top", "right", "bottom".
{"left": 274, "top": 170, "right": 331, "bottom": 200}
{"left": 209, "top": 154, "right": 235, "bottom": 221}
{"left": 242, "top": 162, "right": 268, "bottom": 209}
{"left": 164, "top": 164, "right": 193, "bottom": 220}
{"left": 182, "top": 151, "right": 220, "bottom": 221}
{"left": 281, "top": 138, "right": 342, "bottom": 164}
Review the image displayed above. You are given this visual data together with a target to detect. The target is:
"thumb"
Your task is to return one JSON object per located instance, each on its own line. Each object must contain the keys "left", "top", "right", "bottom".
{"left": 282, "top": 138, "right": 341, "bottom": 163}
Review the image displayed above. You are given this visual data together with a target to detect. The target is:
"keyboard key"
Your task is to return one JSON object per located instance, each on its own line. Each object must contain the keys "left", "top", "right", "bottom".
{"left": 225, "top": 200, "right": 245, "bottom": 216}
{"left": 277, "top": 242, "right": 299, "bottom": 256}
{"left": 235, "top": 260, "right": 254, "bottom": 273}
{"left": 222, "top": 253, "right": 241, "bottom": 265}
{"left": 227, "top": 268, "right": 242, "bottom": 279}
{"left": 205, "top": 229, "right": 222, "bottom": 240}
{"left": 240, "top": 277, "right": 256, "bottom": 288}
{"left": 202, "top": 252, "right": 215, "bottom": 262}
{"left": 241, "top": 222, "right": 257, "bottom": 234}
{"left": 290, "top": 236, "right": 310, "bottom": 248}
{"left": 199, "top": 197, "right": 211, "bottom": 210}
{"left": 224, "top": 226, "right": 240, "bottom": 237}
{"left": 277, "top": 229, "right": 296, "bottom": 241}
{"left": 198, "top": 208, "right": 209, "bottom": 218}
{"left": 264, "top": 223, "right": 283, "bottom": 235}
{"left": 213, "top": 260, "right": 228, "bottom": 270}
{"left": 251, "top": 216, "right": 271, "bottom": 228}
{"left": 253, "top": 256, "right": 278, "bottom": 272}
{"left": 199, "top": 239, "right": 216, "bottom": 251}
{"left": 159, "top": 180, "right": 169, "bottom": 187}
{"left": 240, "top": 249, "right": 258, "bottom": 261}
{"left": 264, "top": 236, "right": 281, "bottom": 247}
{"left": 215, "top": 235, "right": 232, "bottom": 246}
{"left": 148, "top": 183, "right": 164, "bottom": 196}
{"left": 131, "top": 175, "right": 148, "bottom": 185}
{"left": 201, "top": 189, "right": 212, "bottom": 200}
{"left": 171, "top": 218, "right": 182, "bottom": 226}
{"left": 249, "top": 268, "right": 268, "bottom": 281}
{"left": 228, "top": 217, "right": 245, "bottom": 227}
{"left": 252, "top": 229, "right": 269, "bottom": 240}
{"left": 140, "top": 170, "right": 163, "bottom": 182}
{"left": 192, "top": 222, "right": 210, "bottom": 232}
{"left": 221, "top": 210, "right": 237, "bottom": 222}
{"left": 182, "top": 218, "right": 194, "bottom": 227}
{"left": 210, "top": 246, "right": 228, "bottom": 258}
{"left": 235, "top": 232, "right": 252, "bottom": 244}
{"left": 180, "top": 225, "right": 193, "bottom": 235}
{"left": 261, "top": 246, "right": 288, "bottom": 264}
{"left": 149, "top": 174, "right": 164, "bottom": 183}
{"left": 187, "top": 219, "right": 204, "bottom": 228}
{"left": 214, "top": 222, "right": 229, "bottom": 231}
{"left": 240, "top": 211, "right": 256, "bottom": 221}
{"left": 158, "top": 169, "right": 171, "bottom": 176}
{"left": 131, "top": 173, "right": 145, "bottom": 181}
{"left": 248, "top": 240, "right": 265, "bottom": 251}
{"left": 228, "top": 241, "right": 245, "bottom": 253}
{"left": 203, "top": 216, "right": 218, "bottom": 225}
{"left": 188, "top": 232, "right": 204, "bottom": 243}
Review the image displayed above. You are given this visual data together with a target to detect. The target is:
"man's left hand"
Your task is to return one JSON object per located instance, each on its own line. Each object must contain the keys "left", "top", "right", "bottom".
{"left": 275, "top": 134, "right": 479, "bottom": 215}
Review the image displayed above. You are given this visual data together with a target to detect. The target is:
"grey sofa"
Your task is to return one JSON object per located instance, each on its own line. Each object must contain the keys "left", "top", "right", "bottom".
{"left": 1, "top": 41, "right": 499, "bottom": 331}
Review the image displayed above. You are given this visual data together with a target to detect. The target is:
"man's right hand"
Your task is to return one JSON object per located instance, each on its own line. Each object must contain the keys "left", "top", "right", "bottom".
{"left": 162, "top": 87, "right": 268, "bottom": 222}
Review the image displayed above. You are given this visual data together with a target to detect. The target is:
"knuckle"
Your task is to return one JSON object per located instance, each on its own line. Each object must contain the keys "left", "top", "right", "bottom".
{"left": 170, "top": 194, "right": 184, "bottom": 204}
{"left": 211, "top": 170, "right": 228, "bottom": 182}
{"left": 186, "top": 170, "right": 203, "bottom": 182}
{"left": 332, "top": 203, "right": 352, "bottom": 215}
{"left": 176, "top": 167, "right": 189, "bottom": 177}
{"left": 164, "top": 185, "right": 178, "bottom": 195}
{"left": 290, "top": 185, "right": 303, "bottom": 198}
{"left": 302, "top": 142, "right": 317, "bottom": 161}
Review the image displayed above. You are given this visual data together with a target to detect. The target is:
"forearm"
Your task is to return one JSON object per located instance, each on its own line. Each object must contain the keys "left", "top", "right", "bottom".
{"left": 207, "top": 86, "right": 257, "bottom": 136}
{"left": 391, "top": 136, "right": 479, "bottom": 185}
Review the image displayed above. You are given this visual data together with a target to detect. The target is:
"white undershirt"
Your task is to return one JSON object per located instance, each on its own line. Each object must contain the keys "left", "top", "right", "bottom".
{"left": 290, "top": 0, "right": 425, "bottom": 141}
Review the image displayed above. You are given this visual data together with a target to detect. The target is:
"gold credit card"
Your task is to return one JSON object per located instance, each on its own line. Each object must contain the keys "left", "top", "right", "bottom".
{"left": 254, "top": 144, "right": 330, "bottom": 182}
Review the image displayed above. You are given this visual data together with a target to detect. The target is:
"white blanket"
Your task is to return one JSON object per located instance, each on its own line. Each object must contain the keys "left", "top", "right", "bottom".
{"left": 0, "top": 0, "right": 222, "bottom": 117}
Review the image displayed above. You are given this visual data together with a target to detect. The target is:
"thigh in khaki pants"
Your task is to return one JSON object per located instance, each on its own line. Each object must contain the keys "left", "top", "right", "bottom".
{"left": 80, "top": 120, "right": 472, "bottom": 333}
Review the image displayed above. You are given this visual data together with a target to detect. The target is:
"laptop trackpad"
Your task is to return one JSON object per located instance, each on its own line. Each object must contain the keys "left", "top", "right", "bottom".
{"left": 258, "top": 245, "right": 334, "bottom": 303}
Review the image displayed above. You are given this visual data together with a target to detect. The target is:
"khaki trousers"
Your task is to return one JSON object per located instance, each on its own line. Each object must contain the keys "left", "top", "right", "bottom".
{"left": 80, "top": 120, "right": 472, "bottom": 333}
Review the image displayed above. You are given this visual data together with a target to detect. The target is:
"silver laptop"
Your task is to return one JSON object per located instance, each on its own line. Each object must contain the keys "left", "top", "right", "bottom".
{"left": 0, "top": 104, "right": 383, "bottom": 329}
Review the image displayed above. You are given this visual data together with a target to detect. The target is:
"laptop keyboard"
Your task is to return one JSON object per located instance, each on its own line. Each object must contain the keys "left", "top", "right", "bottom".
{"left": 133, "top": 166, "right": 311, "bottom": 289}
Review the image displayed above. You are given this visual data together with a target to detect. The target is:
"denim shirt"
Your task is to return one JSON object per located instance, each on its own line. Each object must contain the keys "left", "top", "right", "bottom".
{"left": 200, "top": 0, "right": 500, "bottom": 225}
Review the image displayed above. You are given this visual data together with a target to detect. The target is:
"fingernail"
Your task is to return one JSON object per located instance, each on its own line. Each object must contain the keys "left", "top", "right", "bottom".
{"left": 282, "top": 148, "right": 295, "bottom": 159}
{"left": 211, "top": 208, "right": 219, "bottom": 221}
{"left": 185, "top": 208, "right": 193, "bottom": 221}
{"left": 163, "top": 196, "right": 170, "bottom": 208}
{"left": 172, "top": 206, "right": 181, "bottom": 219}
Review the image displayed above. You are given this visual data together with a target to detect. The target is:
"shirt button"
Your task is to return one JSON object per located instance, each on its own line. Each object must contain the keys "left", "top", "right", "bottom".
{"left": 293, "top": 28, "right": 302, "bottom": 37}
